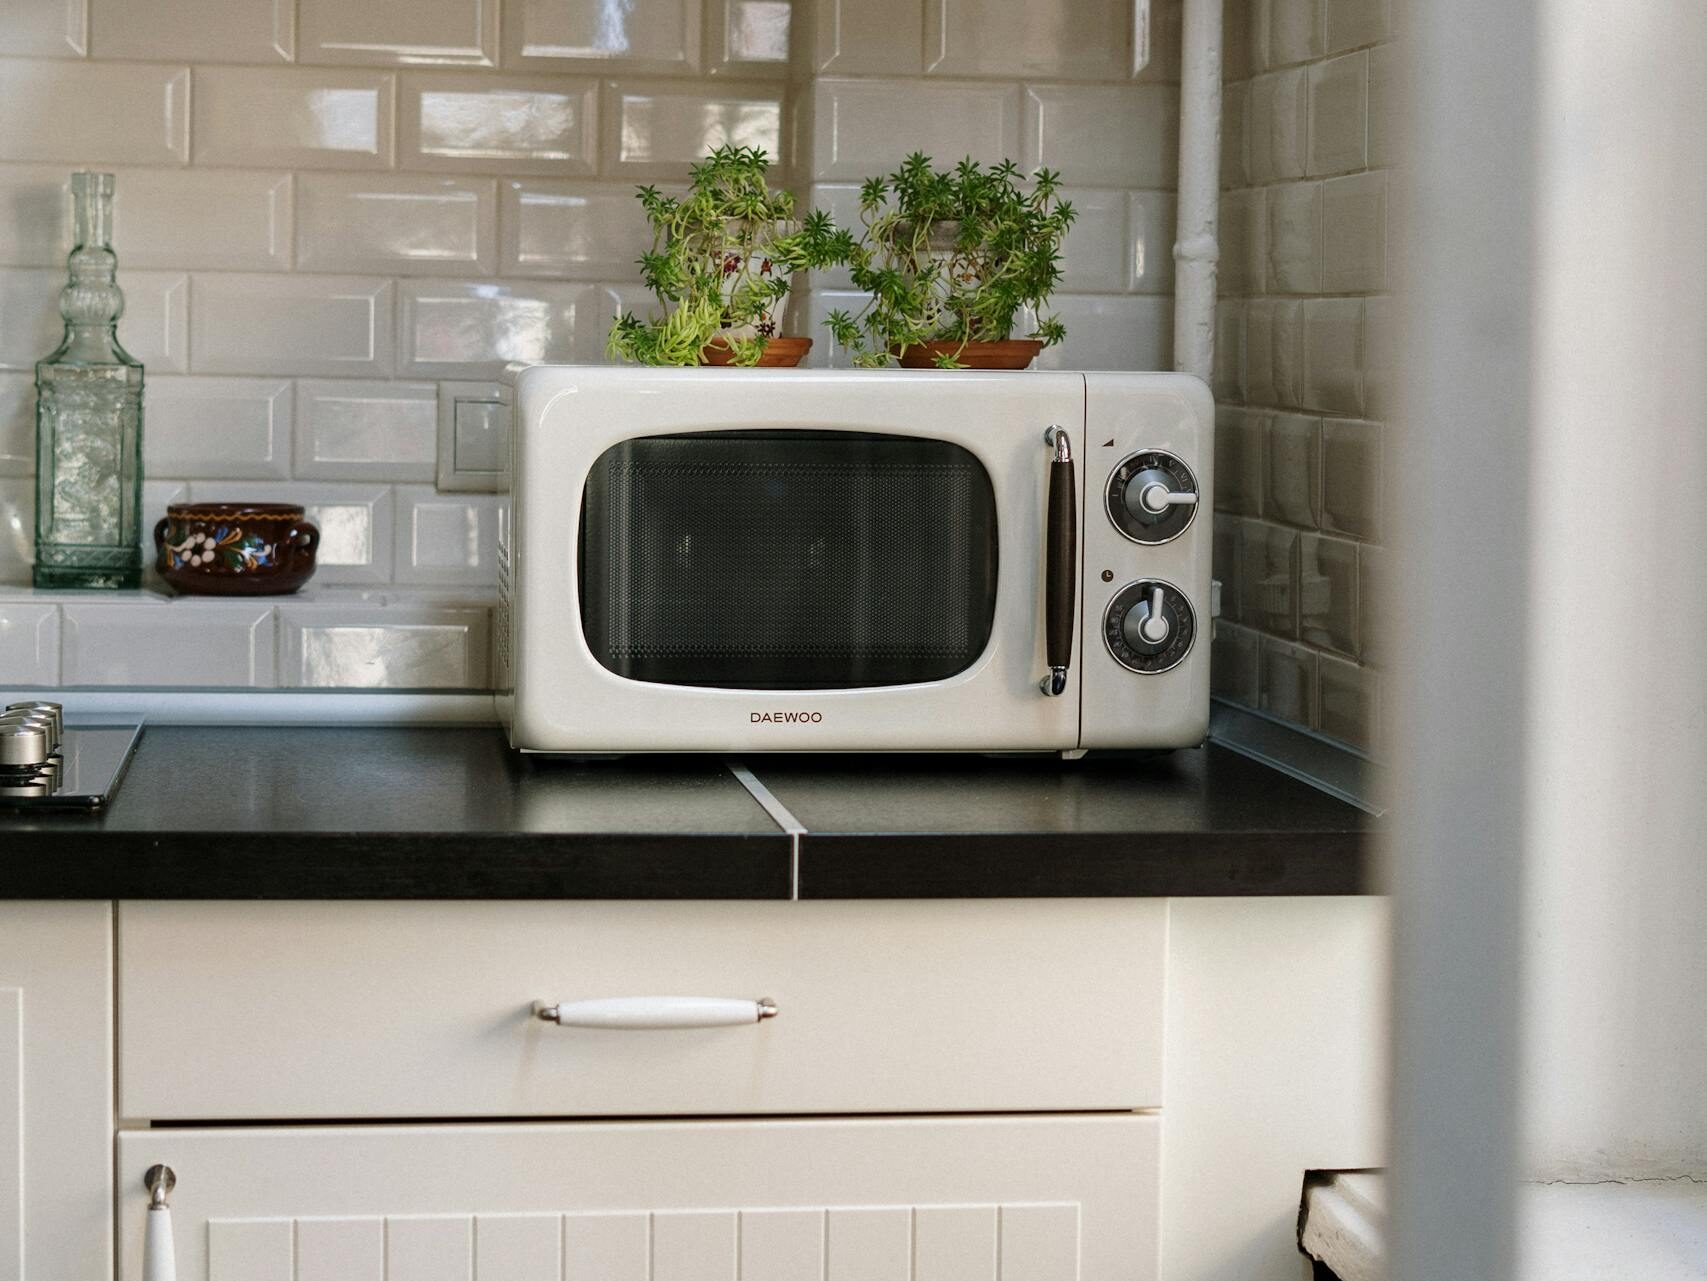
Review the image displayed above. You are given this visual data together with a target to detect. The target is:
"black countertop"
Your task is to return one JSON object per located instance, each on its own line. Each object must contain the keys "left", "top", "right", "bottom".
{"left": 0, "top": 727, "right": 1373, "bottom": 899}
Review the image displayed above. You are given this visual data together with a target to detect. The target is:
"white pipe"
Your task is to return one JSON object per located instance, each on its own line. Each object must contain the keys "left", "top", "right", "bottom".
{"left": 1171, "top": 0, "right": 1222, "bottom": 382}
{"left": 1388, "top": 0, "right": 1538, "bottom": 1278}
{"left": 1132, "top": 0, "right": 1151, "bottom": 76}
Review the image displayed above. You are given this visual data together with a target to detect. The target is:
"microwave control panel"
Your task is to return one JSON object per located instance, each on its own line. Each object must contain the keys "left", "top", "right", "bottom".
{"left": 1078, "top": 376, "right": 1214, "bottom": 749}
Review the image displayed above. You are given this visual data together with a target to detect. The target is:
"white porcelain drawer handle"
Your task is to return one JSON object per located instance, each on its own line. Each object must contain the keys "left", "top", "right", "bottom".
{"left": 143, "top": 1165, "right": 176, "bottom": 1281}
{"left": 535, "top": 996, "right": 777, "bottom": 1029}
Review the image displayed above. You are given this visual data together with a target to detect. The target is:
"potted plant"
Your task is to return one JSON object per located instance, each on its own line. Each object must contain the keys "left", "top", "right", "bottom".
{"left": 825, "top": 154, "right": 1077, "bottom": 369}
{"left": 607, "top": 144, "right": 852, "bottom": 368}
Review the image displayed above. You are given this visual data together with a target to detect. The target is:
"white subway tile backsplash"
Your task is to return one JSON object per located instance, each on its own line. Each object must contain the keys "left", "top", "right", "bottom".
{"left": 297, "top": 174, "right": 497, "bottom": 275}
{"left": 1302, "top": 297, "right": 1363, "bottom": 415}
{"left": 393, "top": 485, "right": 502, "bottom": 585}
{"left": 186, "top": 481, "right": 394, "bottom": 583}
{"left": 1366, "top": 41, "right": 1396, "bottom": 169}
{"left": 1022, "top": 85, "right": 1178, "bottom": 190}
{"left": 1129, "top": 190, "right": 1177, "bottom": 295}
{"left": 0, "top": 165, "right": 73, "bottom": 266}
{"left": 62, "top": 601, "right": 276, "bottom": 687}
{"left": 799, "top": 0, "right": 922, "bottom": 75}
{"left": 0, "top": 477, "right": 32, "bottom": 584}
{"left": 0, "top": 60, "right": 188, "bottom": 167}
{"left": 604, "top": 79, "right": 785, "bottom": 177}
{"left": 280, "top": 603, "right": 491, "bottom": 688}
{"left": 89, "top": 0, "right": 293, "bottom": 64}
{"left": 0, "top": 601, "right": 58, "bottom": 684}
{"left": 708, "top": 0, "right": 792, "bottom": 73}
{"left": 1307, "top": 51, "right": 1368, "bottom": 177}
{"left": 1321, "top": 170, "right": 1385, "bottom": 292}
{"left": 1267, "top": 0, "right": 1325, "bottom": 67}
{"left": 1361, "top": 293, "right": 1394, "bottom": 419}
{"left": 144, "top": 376, "right": 292, "bottom": 480}
{"left": 1326, "top": 0, "right": 1389, "bottom": 54}
{"left": 1246, "top": 67, "right": 1308, "bottom": 184}
{"left": 499, "top": 181, "right": 653, "bottom": 279}
{"left": 115, "top": 169, "right": 293, "bottom": 272}
{"left": 1036, "top": 295, "right": 1172, "bottom": 372}
{"left": 504, "top": 0, "right": 701, "bottom": 73}
{"left": 1056, "top": 189, "right": 1127, "bottom": 295}
{"left": 300, "top": 0, "right": 498, "bottom": 67}
{"left": 811, "top": 78, "right": 1019, "bottom": 181}
{"left": 399, "top": 72, "right": 598, "bottom": 174}
{"left": 1271, "top": 299, "right": 1306, "bottom": 407}
{"left": 926, "top": 0, "right": 1131, "bottom": 80}
{"left": 1214, "top": 302, "right": 1244, "bottom": 401}
{"left": 1218, "top": 187, "right": 1264, "bottom": 297}
{"left": 0, "top": 374, "right": 32, "bottom": 477}
{"left": 1221, "top": 81, "right": 1248, "bottom": 189}
{"left": 0, "top": 0, "right": 86, "bottom": 57}
{"left": 194, "top": 67, "right": 396, "bottom": 170}
{"left": 1266, "top": 181, "right": 1321, "bottom": 294}
{"left": 191, "top": 275, "right": 394, "bottom": 378}
{"left": 397, "top": 279, "right": 585, "bottom": 377}
{"left": 1244, "top": 299, "right": 1278, "bottom": 406}
{"left": 294, "top": 379, "right": 437, "bottom": 481}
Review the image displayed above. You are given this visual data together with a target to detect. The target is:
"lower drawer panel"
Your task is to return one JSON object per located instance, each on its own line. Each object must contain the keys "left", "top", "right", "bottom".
{"left": 118, "top": 1115, "right": 1159, "bottom": 1280}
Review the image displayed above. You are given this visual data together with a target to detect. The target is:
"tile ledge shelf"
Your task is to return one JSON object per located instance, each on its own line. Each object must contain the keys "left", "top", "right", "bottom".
{"left": 0, "top": 688, "right": 499, "bottom": 726}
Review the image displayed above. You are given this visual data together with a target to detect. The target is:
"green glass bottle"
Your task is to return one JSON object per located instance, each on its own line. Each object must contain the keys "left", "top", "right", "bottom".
{"left": 33, "top": 171, "right": 144, "bottom": 590}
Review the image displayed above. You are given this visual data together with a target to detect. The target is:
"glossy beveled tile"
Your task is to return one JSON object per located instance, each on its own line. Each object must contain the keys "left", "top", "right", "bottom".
{"left": 707, "top": 0, "right": 792, "bottom": 74}
{"left": 1055, "top": 189, "right": 1128, "bottom": 295}
{"left": 926, "top": 0, "right": 1130, "bottom": 79}
{"left": 280, "top": 602, "right": 491, "bottom": 688}
{"left": 1210, "top": 620, "right": 1259, "bottom": 706}
{"left": 0, "top": 60, "right": 187, "bottom": 166}
{"left": 1021, "top": 85, "right": 1178, "bottom": 190}
{"left": 113, "top": 169, "right": 292, "bottom": 272}
{"left": 1264, "top": 412, "right": 1321, "bottom": 527}
{"left": 1242, "top": 299, "right": 1278, "bottom": 407}
{"left": 798, "top": 0, "right": 922, "bottom": 74}
{"left": 1129, "top": 191, "right": 1177, "bottom": 296}
{"left": 0, "top": 476, "right": 31, "bottom": 583}
{"left": 144, "top": 376, "right": 293, "bottom": 480}
{"left": 1213, "top": 406, "right": 1264, "bottom": 516}
{"left": 1302, "top": 297, "right": 1363, "bottom": 415}
{"left": 1240, "top": 518, "right": 1298, "bottom": 635}
{"left": 1265, "top": 180, "right": 1321, "bottom": 294}
{"left": 1317, "top": 653, "right": 1376, "bottom": 751}
{"left": 1258, "top": 634, "right": 1317, "bottom": 729}
{"left": 811, "top": 78, "right": 1018, "bottom": 182}
{"left": 297, "top": 174, "right": 496, "bottom": 276}
{"left": 1366, "top": 41, "right": 1397, "bottom": 169}
{"left": 0, "top": 0, "right": 86, "bottom": 57}
{"left": 90, "top": 0, "right": 292, "bottom": 63}
{"left": 0, "top": 268, "right": 186, "bottom": 374}
{"left": 1035, "top": 295, "right": 1172, "bottom": 372}
{"left": 1267, "top": 0, "right": 1325, "bottom": 68}
{"left": 0, "top": 600, "right": 58, "bottom": 684}
{"left": 1307, "top": 51, "right": 1367, "bottom": 177}
{"left": 1271, "top": 300, "right": 1308, "bottom": 410}
{"left": 401, "top": 72, "right": 598, "bottom": 174}
{"left": 1321, "top": 170, "right": 1386, "bottom": 293}
{"left": 1213, "top": 303, "right": 1244, "bottom": 402}
{"left": 294, "top": 379, "right": 438, "bottom": 482}
{"left": 393, "top": 485, "right": 502, "bottom": 585}
{"left": 301, "top": 0, "right": 497, "bottom": 66}
{"left": 1300, "top": 531, "right": 1357, "bottom": 655}
{"left": 1326, "top": 0, "right": 1389, "bottom": 54}
{"left": 0, "top": 165, "right": 73, "bottom": 266}
{"left": 500, "top": 180, "right": 655, "bottom": 279}
{"left": 0, "top": 373, "right": 30, "bottom": 477}
{"left": 605, "top": 78, "right": 785, "bottom": 177}
{"left": 191, "top": 275, "right": 394, "bottom": 379}
{"left": 1246, "top": 67, "right": 1308, "bottom": 185}
{"left": 194, "top": 67, "right": 394, "bottom": 170}
{"left": 1218, "top": 189, "right": 1264, "bottom": 298}
{"left": 1321, "top": 417, "right": 1381, "bottom": 540}
{"left": 1221, "top": 81, "right": 1248, "bottom": 189}
{"left": 505, "top": 0, "right": 700, "bottom": 73}
{"left": 397, "top": 279, "right": 586, "bottom": 377}
{"left": 187, "top": 481, "right": 394, "bottom": 584}
{"left": 1361, "top": 293, "right": 1395, "bottom": 420}
{"left": 62, "top": 601, "right": 277, "bottom": 687}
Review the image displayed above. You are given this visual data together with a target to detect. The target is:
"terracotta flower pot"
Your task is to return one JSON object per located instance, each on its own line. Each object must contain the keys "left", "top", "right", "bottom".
{"left": 892, "top": 339, "right": 1044, "bottom": 370}
{"left": 154, "top": 502, "right": 319, "bottom": 596}
{"left": 701, "top": 336, "right": 813, "bottom": 367}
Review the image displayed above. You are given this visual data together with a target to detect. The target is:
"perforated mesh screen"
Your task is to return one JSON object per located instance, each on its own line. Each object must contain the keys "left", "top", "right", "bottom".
{"left": 580, "top": 431, "right": 998, "bottom": 689}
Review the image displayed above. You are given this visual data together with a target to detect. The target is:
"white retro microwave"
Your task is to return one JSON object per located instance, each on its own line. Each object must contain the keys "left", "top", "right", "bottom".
{"left": 497, "top": 366, "right": 1213, "bottom": 756}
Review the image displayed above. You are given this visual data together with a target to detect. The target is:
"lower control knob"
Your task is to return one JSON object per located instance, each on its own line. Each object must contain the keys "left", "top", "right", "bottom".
{"left": 1104, "top": 579, "right": 1195, "bottom": 674}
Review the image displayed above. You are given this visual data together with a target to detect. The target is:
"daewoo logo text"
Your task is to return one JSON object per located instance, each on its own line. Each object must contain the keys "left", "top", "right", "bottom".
{"left": 750, "top": 711, "right": 824, "bottom": 724}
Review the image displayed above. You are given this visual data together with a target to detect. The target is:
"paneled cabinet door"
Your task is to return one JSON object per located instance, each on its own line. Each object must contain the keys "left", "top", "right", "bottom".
{"left": 118, "top": 1115, "right": 1160, "bottom": 1281}
{"left": 0, "top": 903, "right": 112, "bottom": 1281}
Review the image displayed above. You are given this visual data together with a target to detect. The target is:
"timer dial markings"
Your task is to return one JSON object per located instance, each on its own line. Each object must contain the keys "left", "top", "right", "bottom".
{"left": 1103, "top": 579, "right": 1195, "bottom": 674}
{"left": 1105, "top": 450, "right": 1199, "bottom": 544}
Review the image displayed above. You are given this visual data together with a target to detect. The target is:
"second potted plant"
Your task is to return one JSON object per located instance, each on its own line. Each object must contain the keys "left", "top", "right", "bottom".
{"left": 825, "top": 154, "right": 1077, "bottom": 370}
{"left": 607, "top": 144, "right": 851, "bottom": 368}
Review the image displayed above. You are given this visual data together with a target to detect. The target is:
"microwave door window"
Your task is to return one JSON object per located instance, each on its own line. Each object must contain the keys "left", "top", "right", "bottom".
{"left": 579, "top": 431, "right": 999, "bottom": 690}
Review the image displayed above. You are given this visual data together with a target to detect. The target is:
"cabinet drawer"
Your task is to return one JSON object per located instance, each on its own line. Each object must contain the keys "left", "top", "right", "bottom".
{"left": 118, "top": 899, "right": 1164, "bottom": 1119}
{"left": 119, "top": 1115, "right": 1159, "bottom": 1281}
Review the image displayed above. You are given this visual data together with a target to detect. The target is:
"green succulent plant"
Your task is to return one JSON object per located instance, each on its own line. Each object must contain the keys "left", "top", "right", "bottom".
{"left": 607, "top": 144, "right": 854, "bottom": 366}
{"left": 825, "top": 154, "right": 1077, "bottom": 369}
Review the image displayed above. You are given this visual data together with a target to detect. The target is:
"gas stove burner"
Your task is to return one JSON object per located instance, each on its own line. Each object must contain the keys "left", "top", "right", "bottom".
{"left": 0, "top": 703, "right": 142, "bottom": 810}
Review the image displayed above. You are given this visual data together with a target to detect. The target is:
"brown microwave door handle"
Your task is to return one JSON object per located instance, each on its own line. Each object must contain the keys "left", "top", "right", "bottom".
{"left": 1041, "top": 426, "right": 1077, "bottom": 697}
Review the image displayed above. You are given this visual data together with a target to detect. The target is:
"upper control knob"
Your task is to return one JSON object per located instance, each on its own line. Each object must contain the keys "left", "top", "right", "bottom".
{"left": 1106, "top": 451, "right": 1200, "bottom": 544}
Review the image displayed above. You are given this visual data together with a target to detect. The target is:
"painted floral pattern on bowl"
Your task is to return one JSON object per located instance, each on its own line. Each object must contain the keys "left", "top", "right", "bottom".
{"left": 153, "top": 502, "right": 319, "bottom": 596}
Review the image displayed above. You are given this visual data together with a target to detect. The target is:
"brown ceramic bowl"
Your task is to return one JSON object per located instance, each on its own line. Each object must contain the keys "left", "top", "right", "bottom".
{"left": 700, "top": 336, "right": 813, "bottom": 367}
{"left": 892, "top": 339, "right": 1044, "bottom": 369}
{"left": 153, "top": 502, "right": 319, "bottom": 596}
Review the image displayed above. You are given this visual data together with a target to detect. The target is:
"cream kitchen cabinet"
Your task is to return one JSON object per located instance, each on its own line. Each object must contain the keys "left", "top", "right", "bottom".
{"left": 0, "top": 903, "right": 112, "bottom": 1281}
